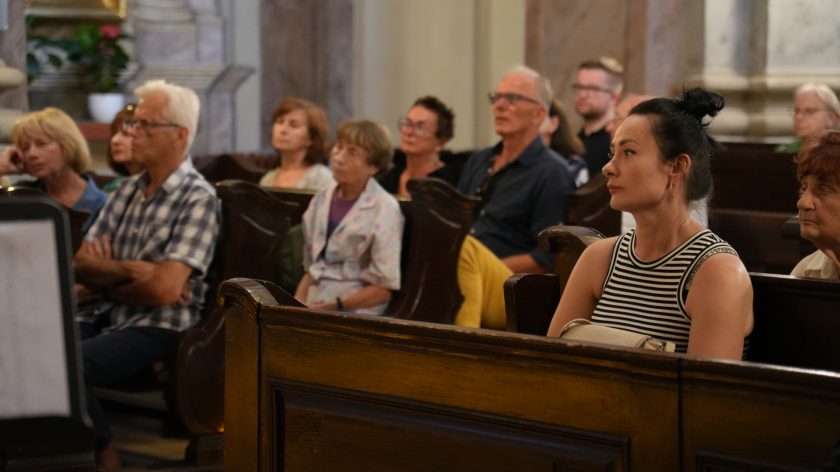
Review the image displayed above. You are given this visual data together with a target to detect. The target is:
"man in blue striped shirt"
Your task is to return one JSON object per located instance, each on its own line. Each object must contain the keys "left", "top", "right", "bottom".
{"left": 73, "top": 79, "right": 220, "bottom": 470}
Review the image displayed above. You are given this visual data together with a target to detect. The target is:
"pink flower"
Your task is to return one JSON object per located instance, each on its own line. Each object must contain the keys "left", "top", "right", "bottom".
{"left": 100, "top": 24, "right": 121, "bottom": 39}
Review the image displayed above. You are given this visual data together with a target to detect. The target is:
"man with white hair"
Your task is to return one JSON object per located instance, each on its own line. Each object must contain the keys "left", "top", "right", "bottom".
{"left": 458, "top": 65, "right": 573, "bottom": 274}
{"left": 73, "top": 79, "right": 220, "bottom": 470}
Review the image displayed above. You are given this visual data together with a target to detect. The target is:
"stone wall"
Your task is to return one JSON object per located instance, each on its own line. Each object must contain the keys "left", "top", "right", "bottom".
{"left": 525, "top": 0, "right": 840, "bottom": 142}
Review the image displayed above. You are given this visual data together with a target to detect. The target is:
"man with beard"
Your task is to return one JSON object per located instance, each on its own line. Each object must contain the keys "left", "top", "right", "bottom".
{"left": 573, "top": 57, "right": 624, "bottom": 176}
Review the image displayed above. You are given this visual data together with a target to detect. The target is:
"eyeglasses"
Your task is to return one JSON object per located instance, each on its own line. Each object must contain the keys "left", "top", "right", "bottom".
{"left": 122, "top": 119, "right": 180, "bottom": 133}
{"left": 792, "top": 107, "right": 831, "bottom": 118}
{"left": 488, "top": 92, "right": 543, "bottom": 107}
{"left": 572, "top": 83, "right": 613, "bottom": 94}
{"left": 398, "top": 117, "right": 433, "bottom": 136}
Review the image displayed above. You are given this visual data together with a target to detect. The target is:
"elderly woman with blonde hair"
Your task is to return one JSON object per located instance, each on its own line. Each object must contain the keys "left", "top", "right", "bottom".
{"left": 0, "top": 107, "right": 107, "bottom": 232}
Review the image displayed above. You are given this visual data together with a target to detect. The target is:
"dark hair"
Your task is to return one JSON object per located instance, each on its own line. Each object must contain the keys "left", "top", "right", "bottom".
{"left": 547, "top": 97, "right": 584, "bottom": 156}
{"left": 107, "top": 103, "right": 136, "bottom": 176}
{"left": 797, "top": 130, "right": 840, "bottom": 189}
{"left": 630, "top": 88, "right": 725, "bottom": 201}
{"left": 271, "top": 97, "right": 329, "bottom": 165}
{"left": 412, "top": 96, "right": 455, "bottom": 141}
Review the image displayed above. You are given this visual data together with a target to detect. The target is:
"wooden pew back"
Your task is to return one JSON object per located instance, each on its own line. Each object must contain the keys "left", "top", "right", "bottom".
{"left": 748, "top": 273, "right": 840, "bottom": 371}
{"left": 565, "top": 173, "right": 621, "bottom": 236}
{"left": 386, "top": 178, "right": 478, "bottom": 322}
{"left": 709, "top": 147, "right": 798, "bottom": 213}
{"left": 222, "top": 279, "right": 682, "bottom": 471}
{"left": 222, "top": 279, "right": 840, "bottom": 472}
{"left": 708, "top": 208, "right": 802, "bottom": 273}
{"left": 504, "top": 227, "right": 840, "bottom": 372}
{"left": 174, "top": 180, "right": 305, "bottom": 447}
{"left": 194, "top": 153, "right": 276, "bottom": 183}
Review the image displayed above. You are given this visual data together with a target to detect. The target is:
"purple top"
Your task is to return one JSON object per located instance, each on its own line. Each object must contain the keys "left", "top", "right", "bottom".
{"left": 327, "top": 191, "right": 359, "bottom": 239}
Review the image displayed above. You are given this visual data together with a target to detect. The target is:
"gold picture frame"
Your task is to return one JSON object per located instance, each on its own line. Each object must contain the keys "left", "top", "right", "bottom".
{"left": 25, "top": 0, "right": 126, "bottom": 22}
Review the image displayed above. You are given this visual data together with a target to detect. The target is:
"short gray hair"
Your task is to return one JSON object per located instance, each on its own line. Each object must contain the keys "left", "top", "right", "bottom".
{"left": 795, "top": 83, "right": 840, "bottom": 121}
{"left": 134, "top": 79, "right": 201, "bottom": 149}
{"left": 505, "top": 65, "right": 554, "bottom": 109}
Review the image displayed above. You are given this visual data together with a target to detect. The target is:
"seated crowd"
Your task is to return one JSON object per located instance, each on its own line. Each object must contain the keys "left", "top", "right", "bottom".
{"left": 2, "top": 56, "right": 839, "bottom": 471}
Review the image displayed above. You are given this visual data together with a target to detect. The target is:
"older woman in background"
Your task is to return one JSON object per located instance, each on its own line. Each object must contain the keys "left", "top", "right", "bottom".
{"left": 295, "top": 119, "right": 403, "bottom": 314}
{"left": 377, "top": 95, "right": 462, "bottom": 196}
{"left": 101, "top": 103, "right": 142, "bottom": 192}
{"left": 0, "top": 107, "right": 107, "bottom": 232}
{"left": 540, "top": 97, "right": 589, "bottom": 187}
{"left": 260, "top": 96, "right": 334, "bottom": 190}
{"left": 791, "top": 130, "right": 840, "bottom": 279}
{"left": 776, "top": 83, "right": 840, "bottom": 154}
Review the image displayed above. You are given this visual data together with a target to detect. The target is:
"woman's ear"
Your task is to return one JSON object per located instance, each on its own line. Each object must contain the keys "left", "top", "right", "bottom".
{"left": 672, "top": 153, "right": 692, "bottom": 177}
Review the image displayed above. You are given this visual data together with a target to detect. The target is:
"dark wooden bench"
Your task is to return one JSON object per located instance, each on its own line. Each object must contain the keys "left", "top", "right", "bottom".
{"left": 220, "top": 278, "right": 840, "bottom": 471}
{"left": 193, "top": 152, "right": 276, "bottom": 183}
{"left": 386, "top": 178, "right": 478, "bottom": 322}
{"left": 707, "top": 146, "right": 806, "bottom": 273}
{"left": 503, "top": 227, "right": 840, "bottom": 372}
{"left": 707, "top": 208, "right": 805, "bottom": 273}
{"left": 710, "top": 146, "right": 798, "bottom": 213}
{"left": 503, "top": 225, "right": 603, "bottom": 335}
{"left": 566, "top": 173, "right": 621, "bottom": 236}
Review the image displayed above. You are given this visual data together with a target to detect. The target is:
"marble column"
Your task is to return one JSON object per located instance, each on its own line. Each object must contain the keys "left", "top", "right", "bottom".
{"left": 684, "top": 0, "right": 840, "bottom": 141}
{"left": 127, "top": 0, "right": 253, "bottom": 156}
{"left": 0, "top": 0, "right": 27, "bottom": 141}
{"left": 259, "top": 0, "right": 353, "bottom": 150}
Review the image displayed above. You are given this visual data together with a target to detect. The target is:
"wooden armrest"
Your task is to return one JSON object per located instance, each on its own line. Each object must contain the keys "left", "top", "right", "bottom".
{"left": 503, "top": 273, "right": 560, "bottom": 335}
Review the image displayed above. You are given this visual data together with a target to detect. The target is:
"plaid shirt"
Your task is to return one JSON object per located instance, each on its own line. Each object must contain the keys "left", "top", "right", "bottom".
{"left": 80, "top": 157, "right": 220, "bottom": 331}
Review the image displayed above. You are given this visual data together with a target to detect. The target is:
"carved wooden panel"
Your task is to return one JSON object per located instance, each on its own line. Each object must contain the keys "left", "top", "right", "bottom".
{"left": 273, "top": 381, "right": 629, "bottom": 472}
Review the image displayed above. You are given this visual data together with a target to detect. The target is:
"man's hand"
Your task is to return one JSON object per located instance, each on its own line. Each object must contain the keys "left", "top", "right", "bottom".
{"left": 86, "top": 236, "right": 113, "bottom": 260}
{"left": 175, "top": 281, "right": 192, "bottom": 307}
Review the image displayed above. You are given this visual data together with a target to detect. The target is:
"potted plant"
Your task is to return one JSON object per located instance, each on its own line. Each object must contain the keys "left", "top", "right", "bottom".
{"left": 28, "top": 21, "right": 132, "bottom": 122}
{"left": 65, "top": 24, "right": 132, "bottom": 122}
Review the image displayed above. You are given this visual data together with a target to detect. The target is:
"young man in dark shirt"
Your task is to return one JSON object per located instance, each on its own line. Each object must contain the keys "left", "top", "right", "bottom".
{"left": 573, "top": 57, "right": 624, "bottom": 177}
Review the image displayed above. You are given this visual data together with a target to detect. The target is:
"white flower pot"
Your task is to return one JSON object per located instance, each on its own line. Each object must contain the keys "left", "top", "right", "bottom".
{"left": 87, "top": 93, "right": 125, "bottom": 123}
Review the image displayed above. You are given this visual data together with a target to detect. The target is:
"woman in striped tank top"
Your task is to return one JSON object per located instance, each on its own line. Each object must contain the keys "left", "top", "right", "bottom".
{"left": 547, "top": 88, "right": 753, "bottom": 360}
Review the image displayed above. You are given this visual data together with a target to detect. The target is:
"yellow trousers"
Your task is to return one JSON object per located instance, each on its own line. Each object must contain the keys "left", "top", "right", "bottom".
{"left": 454, "top": 235, "right": 513, "bottom": 330}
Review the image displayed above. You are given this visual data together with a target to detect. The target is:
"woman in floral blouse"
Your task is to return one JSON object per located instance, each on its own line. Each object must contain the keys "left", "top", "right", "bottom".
{"left": 295, "top": 119, "right": 404, "bottom": 315}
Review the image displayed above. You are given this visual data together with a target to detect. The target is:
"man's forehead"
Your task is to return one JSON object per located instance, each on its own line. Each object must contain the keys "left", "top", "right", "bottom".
{"left": 577, "top": 68, "right": 610, "bottom": 84}
{"left": 497, "top": 72, "right": 537, "bottom": 93}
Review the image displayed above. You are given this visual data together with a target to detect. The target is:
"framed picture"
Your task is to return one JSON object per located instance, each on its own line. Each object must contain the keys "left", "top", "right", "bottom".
{"left": 25, "top": 0, "right": 126, "bottom": 21}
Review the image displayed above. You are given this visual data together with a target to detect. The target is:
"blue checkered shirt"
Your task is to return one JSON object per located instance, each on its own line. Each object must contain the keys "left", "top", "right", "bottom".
{"left": 80, "top": 157, "right": 220, "bottom": 331}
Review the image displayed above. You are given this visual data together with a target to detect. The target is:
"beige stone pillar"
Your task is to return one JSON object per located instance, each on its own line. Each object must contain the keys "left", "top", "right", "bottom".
{"left": 353, "top": 0, "right": 525, "bottom": 151}
{"left": 687, "top": 0, "right": 840, "bottom": 141}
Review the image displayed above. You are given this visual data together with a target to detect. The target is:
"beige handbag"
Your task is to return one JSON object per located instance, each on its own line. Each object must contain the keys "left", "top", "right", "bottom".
{"left": 558, "top": 318, "right": 676, "bottom": 352}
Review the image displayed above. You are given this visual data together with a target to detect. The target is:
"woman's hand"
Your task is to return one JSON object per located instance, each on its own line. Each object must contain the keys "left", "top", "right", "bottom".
{"left": 0, "top": 147, "right": 24, "bottom": 175}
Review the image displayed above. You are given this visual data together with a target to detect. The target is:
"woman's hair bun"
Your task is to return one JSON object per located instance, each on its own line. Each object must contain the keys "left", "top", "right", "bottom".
{"left": 677, "top": 88, "right": 725, "bottom": 122}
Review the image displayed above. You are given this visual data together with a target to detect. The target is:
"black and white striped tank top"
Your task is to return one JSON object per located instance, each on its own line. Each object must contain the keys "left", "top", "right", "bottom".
{"left": 591, "top": 229, "right": 738, "bottom": 353}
